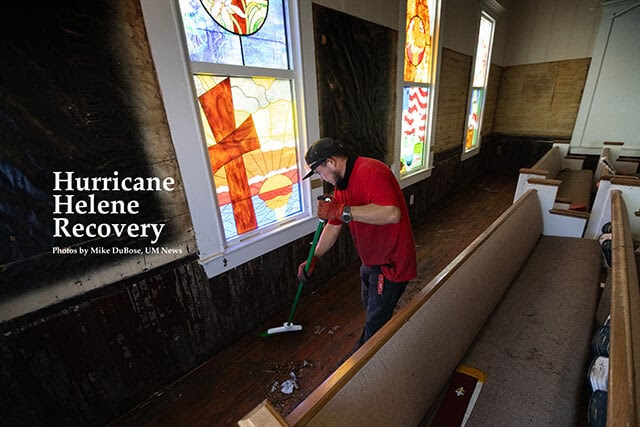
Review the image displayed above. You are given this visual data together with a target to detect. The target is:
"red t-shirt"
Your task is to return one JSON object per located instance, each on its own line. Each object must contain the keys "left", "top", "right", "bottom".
{"left": 330, "top": 157, "right": 417, "bottom": 282}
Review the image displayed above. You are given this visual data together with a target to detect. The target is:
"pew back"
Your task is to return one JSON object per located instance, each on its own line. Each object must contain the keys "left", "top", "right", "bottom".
{"left": 535, "top": 145, "right": 561, "bottom": 179}
{"left": 609, "top": 190, "right": 640, "bottom": 425}
{"left": 285, "top": 190, "right": 543, "bottom": 426}
{"left": 585, "top": 176, "right": 640, "bottom": 239}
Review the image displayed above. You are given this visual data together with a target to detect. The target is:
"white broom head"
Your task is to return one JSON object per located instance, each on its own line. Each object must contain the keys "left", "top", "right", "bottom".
{"left": 267, "top": 322, "right": 303, "bottom": 335}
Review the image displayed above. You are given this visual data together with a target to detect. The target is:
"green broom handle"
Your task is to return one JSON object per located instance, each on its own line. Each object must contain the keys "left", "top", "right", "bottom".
{"left": 287, "top": 219, "right": 325, "bottom": 324}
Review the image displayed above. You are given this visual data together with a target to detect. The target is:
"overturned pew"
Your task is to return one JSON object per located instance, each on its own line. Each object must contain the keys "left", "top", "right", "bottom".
{"left": 240, "top": 189, "right": 602, "bottom": 426}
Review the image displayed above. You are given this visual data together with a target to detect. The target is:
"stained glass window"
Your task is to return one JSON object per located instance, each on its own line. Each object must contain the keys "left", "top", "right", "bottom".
{"left": 400, "top": 86, "right": 429, "bottom": 174}
{"left": 177, "top": 0, "right": 304, "bottom": 243}
{"left": 194, "top": 75, "right": 301, "bottom": 240}
{"left": 401, "top": 0, "right": 439, "bottom": 176}
{"left": 464, "top": 12, "right": 495, "bottom": 152}
{"left": 465, "top": 88, "right": 483, "bottom": 150}
{"left": 404, "top": 0, "right": 436, "bottom": 84}
{"left": 179, "top": 0, "right": 289, "bottom": 69}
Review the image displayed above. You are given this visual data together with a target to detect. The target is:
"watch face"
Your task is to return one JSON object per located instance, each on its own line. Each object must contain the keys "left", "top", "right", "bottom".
{"left": 342, "top": 206, "right": 351, "bottom": 222}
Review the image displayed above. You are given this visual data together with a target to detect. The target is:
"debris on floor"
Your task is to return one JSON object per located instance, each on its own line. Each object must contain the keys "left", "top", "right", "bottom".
{"left": 280, "top": 372, "right": 298, "bottom": 394}
{"left": 313, "top": 325, "right": 341, "bottom": 335}
{"left": 265, "top": 360, "right": 316, "bottom": 412}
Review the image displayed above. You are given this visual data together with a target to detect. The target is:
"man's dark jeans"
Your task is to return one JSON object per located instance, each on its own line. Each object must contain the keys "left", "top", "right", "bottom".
{"left": 358, "top": 264, "right": 408, "bottom": 347}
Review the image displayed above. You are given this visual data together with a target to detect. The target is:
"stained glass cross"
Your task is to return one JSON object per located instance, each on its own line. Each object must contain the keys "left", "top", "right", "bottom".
{"left": 199, "top": 78, "right": 260, "bottom": 234}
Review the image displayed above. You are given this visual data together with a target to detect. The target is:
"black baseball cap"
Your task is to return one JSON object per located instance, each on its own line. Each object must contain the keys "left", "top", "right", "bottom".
{"left": 303, "top": 137, "right": 344, "bottom": 179}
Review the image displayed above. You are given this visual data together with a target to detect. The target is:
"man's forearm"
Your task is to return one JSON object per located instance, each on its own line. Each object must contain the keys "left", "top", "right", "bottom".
{"left": 350, "top": 204, "right": 400, "bottom": 225}
{"left": 314, "top": 222, "right": 342, "bottom": 257}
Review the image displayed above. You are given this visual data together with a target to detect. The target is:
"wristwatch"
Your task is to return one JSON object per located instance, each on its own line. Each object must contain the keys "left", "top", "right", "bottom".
{"left": 341, "top": 205, "right": 352, "bottom": 223}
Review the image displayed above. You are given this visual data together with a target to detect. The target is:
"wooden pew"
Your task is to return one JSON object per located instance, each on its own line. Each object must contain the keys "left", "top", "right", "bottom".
{"left": 525, "top": 177, "right": 590, "bottom": 237}
{"left": 609, "top": 190, "right": 640, "bottom": 425}
{"left": 239, "top": 189, "right": 602, "bottom": 425}
{"left": 513, "top": 142, "right": 592, "bottom": 210}
{"left": 585, "top": 176, "right": 640, "bottom": 239}
{"left": 238, "top": 400, "right": 288, "bottom": 427}
{"left": 513, "top": 142, "right": 593, "bottom": 238}
{"left": 586, "top": 142, "right": 640, "bottom": 239}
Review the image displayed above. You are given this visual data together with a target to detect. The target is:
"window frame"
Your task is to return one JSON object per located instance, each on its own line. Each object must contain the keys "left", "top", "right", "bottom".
{"left": 140, "top": 0, "right": 319, "bottom": 278}
{"left": 395, "top": 0, "right": 443, "bottom": 189}
{"left": 461, "top": 9, "right": 496, "bottom": 161}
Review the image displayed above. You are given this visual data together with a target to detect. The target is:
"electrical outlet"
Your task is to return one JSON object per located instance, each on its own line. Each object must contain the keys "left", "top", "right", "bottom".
{"left": 409, "top": 194, "right": 414, "bottom": 205}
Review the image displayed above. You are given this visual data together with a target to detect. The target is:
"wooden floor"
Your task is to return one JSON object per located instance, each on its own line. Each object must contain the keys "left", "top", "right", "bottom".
{"left": 113, "top": 174, "right": 517, "bottom": 427}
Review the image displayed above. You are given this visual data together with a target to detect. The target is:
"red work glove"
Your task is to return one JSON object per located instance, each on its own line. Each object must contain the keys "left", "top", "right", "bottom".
{"left": 317, "top": 195, "right": 344, "bottom": 221}
{"left": 297, "top": 255, "right": 319, "bottom": 281}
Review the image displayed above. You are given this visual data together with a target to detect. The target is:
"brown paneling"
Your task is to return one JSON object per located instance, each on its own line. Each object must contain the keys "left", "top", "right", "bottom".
{"left": 493, "top": 58, "right": 591, "bottom": 137}
{"left": 405, "top": 147, "right": 482, "bottom": 222}
{"left": 482, "top": 63, "right": 502, "bottom": 136}
{"left": 480, "top": 135, "right": 554, "bottom": 176}
{"left": 432, "top": 49, "right": 502, "bottom": 155}
{"left": 434, "top": 49, "right": 472, "bottom": 154}
{"left": 1, "top": 257, "right": 207, "bottom": 424}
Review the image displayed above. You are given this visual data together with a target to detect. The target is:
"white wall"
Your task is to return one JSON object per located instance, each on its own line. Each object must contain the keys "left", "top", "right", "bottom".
{"left": 440, "top": 0, "right": 510, "bottom": 64}
{"left": 571, "top": 0, "right": 640, "bottom": 154}
{"left": 501, "top": 0, "right": 601, "bottom": 66}
{"left": 442, "top": 0, "right": 489, "bottom": 56}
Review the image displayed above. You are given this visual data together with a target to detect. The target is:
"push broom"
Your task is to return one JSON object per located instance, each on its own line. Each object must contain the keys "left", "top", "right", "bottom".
{"left": 262, "top": 219, "right": 325, "bottom": 336}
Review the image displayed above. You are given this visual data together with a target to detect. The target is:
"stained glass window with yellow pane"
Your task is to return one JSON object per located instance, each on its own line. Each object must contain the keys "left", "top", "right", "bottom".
{"left": 193, "top": 75, "right": 301, "bottom": 240}
{"left": 464, "top": 13, "right": 495, "bottom": 152}
{"left": 178, "top": 0, "right": 304, "bottom": 241}
{"left": 401, "top": 0, "right": 439, "bottom": 176}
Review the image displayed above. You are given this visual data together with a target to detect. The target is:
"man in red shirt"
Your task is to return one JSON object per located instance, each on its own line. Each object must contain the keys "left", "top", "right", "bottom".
{"left": 299, "top": 137, "right": 417, "bottom": 347}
